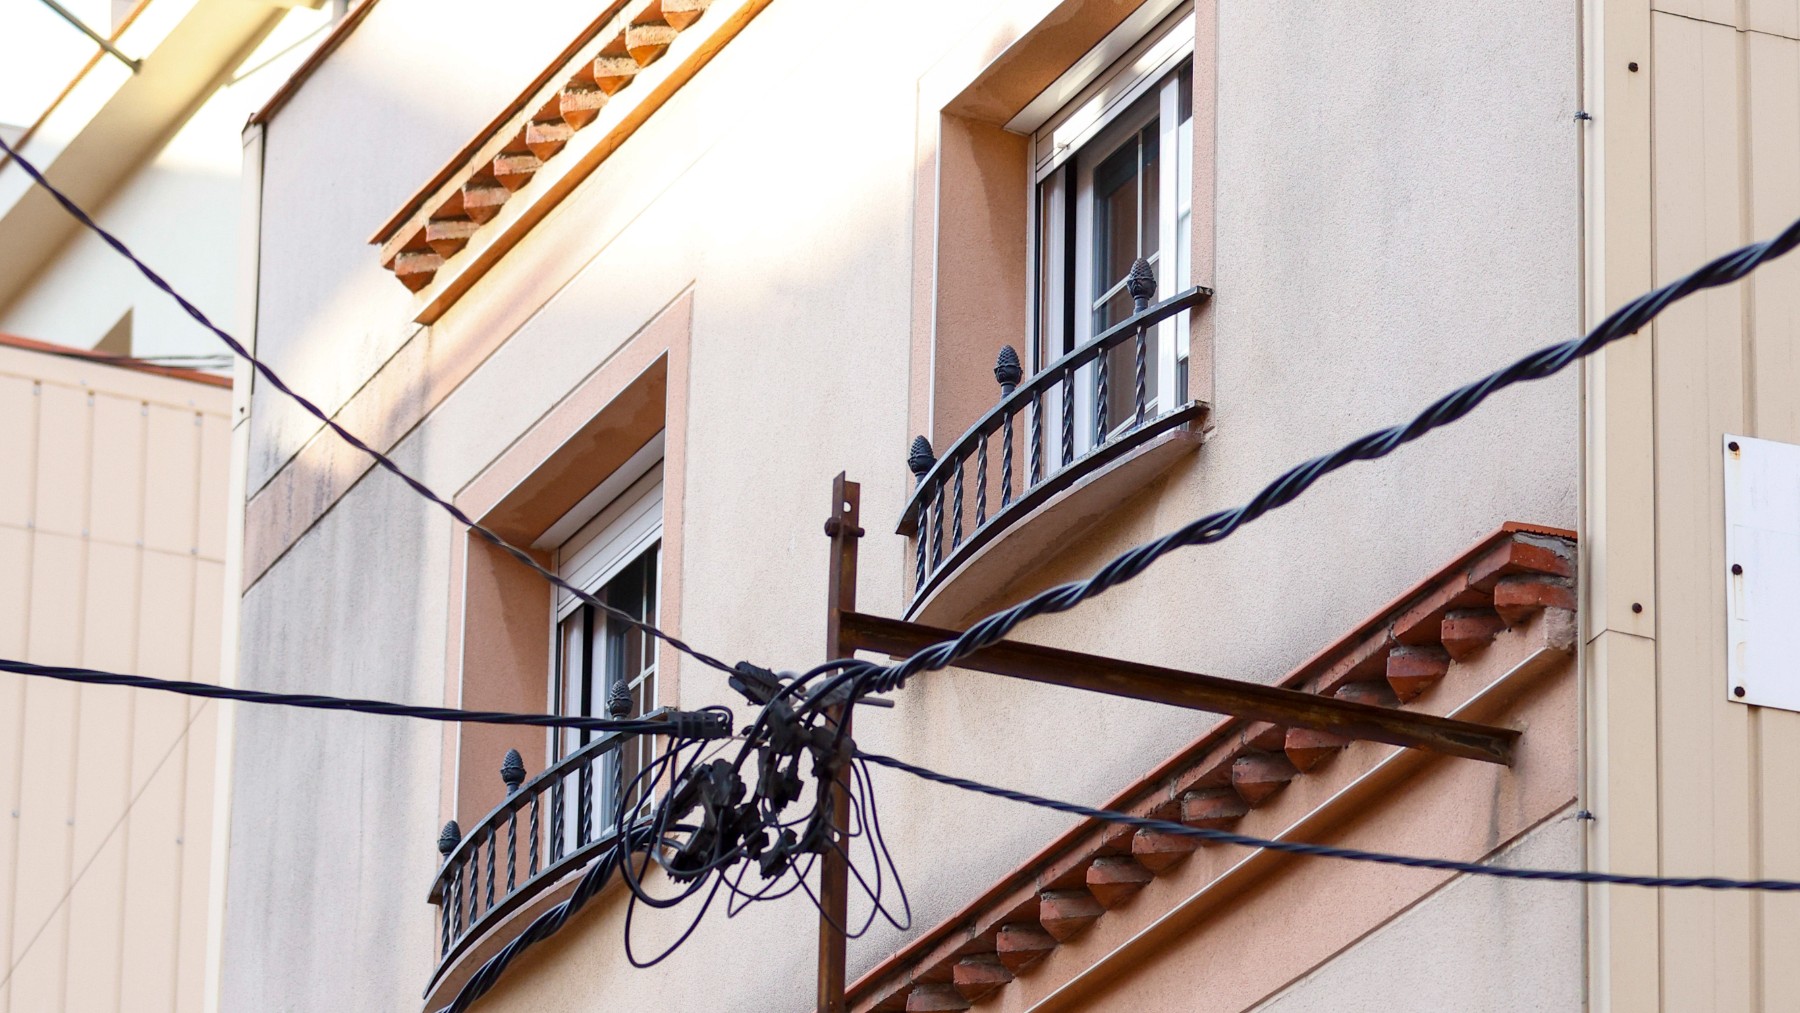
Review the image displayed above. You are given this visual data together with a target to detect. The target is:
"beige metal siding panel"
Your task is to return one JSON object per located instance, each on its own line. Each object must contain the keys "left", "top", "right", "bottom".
{"left": 32, "top": 385, "right": 90, "bottom": 538}
{"left": 0, "top": 377, "right": 36, "bottom": 529}
{"left": 1745, "top": 0, "right": 1800, "bottom": 39}
{"left": 119, "top": 739, "right": 188, "bottom": 1013}
{"left": 1585, "top": 631, "right": 1663, "bottom": 1011}
{"left": 64, "top": 833, "right": 128, "bottom": 1013}
{"left": 132, "top": 553, "right": 194, "bottom": 793}
{"left": 1652, "top": 0, "right": 1738, "bottom": 26}
{"left": 89, "top": 394, "right": 147, "bottom": 548}
{"left": 143, "top": 407, "right": 201, "bottom": 557}
{"left": 1651, "top": 13, "right": 1756, "bottom": 1009}
{"left": 196, "top": 414, "right": 229, "bottom": 563}
{"left": 173, "top": 702, "right": 215, "bottom": 1013}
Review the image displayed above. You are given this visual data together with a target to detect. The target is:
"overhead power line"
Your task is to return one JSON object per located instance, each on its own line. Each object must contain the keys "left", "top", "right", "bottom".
{"left": 861, "top": 749, "right": 1800, "bottom": 893}
{"left": 0, "top": 658, "right": 732, "bottom": 738}
{"left": 0, "top": 134, "right": 742, "bottom": 679}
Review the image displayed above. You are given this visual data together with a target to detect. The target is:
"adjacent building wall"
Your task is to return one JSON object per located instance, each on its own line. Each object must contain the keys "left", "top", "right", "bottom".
{"left": 0, "top": 340, "right": 230, "bottom": 1012}
{"left": 1586, "top": 2, "right": 1800, "bottom": 1008}
{"left": 225, "top": 0, "right": 1583, "bottom": 1009}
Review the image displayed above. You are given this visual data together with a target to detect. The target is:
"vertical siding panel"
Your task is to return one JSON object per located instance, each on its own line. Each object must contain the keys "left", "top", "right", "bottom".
{"left": 0, "top": 377, "right": 36, "bottom": 528}
{"left": 142, "top": 407, "right": 200, "bottom": 556}
{"left": 1742, "top": 29, "right": 1800, "bottom": 1011}
{"left": 88, "top": 395, "right": 146, "bottom": 547}
{"left": 12, "top": 532, "right": 85, "bottom": 1012}
{"left": 32, "top": 385, "right": 88, "bottom": 538}
{"left": 0, "top": 529, "right": 28, "bottom": 1013}
{"left": 173, "top": 702, "right": 216, "bottom": 1013}
{"left": 1744, "top": 0, "right": 1800, "bottom": 40}
{"left": 64, "top": 541, "right": 140, "bottom": 1013}
{"left": 1651, "top": 14, "right": 1756, "bottom": 1012}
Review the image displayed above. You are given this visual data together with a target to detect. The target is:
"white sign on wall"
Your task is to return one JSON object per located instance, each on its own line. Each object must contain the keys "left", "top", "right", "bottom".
{"left": 1724, "top": 434, "right": 1800, "bottom": 710}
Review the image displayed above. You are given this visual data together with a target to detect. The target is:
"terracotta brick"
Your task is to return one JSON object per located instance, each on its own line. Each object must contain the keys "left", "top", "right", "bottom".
{"left": 424, "top": 216, "right": 479, "bottom": 259}
{"left": 1038, "top": 889, "right": 1103, "bottom": 941}
{"left": 558, "top": 85, "right": 607, "bottom": 129}
{"left": 525, "top": 119, "right": 574, "bottom": 160}
{"left": 1334, "top": 680, "right": 1399, "bottom": 708}
{"left": 662, "top": 0, "right": 713, "bottom": 29}
{"left": 1180, "top": 787, "right": 1248, "bottom": 829}
{"left": 1131, "top": 826, "right": 1199, "bottom": 872}
{"left": 906, "top": 982, "right": 971, "bottom": 1012}
{"left": 492, "top": 151, "right": 542, "bottom": 191}
{"left": 626, "top": 21, "right": 679, "bottom": 64}
{"left": 1097, "top": 822, "right": 1135, "bottom": 855}
{"left": 592, "top": 53, "right": 642, "bottom": 93}
{"left": 393, "top": 250, "right": 442, "bottom": 292}
{"left": 1085, "top": 855, "right": 1153, "bottom": 908}
{"left": 952, "top": 954, "right": 1012, "bottom": 1002}
{"left": 1493, "top": 573, "right": 1577, "bottom": 627}
{"left": 1441, "top": 607, "right": 1506, "bottom": 660}
{"left": 1241, "top": 721, "right": 1287, "bottom": 752}
{"left": 461, "top": 180, "right": 509, "bottom": 225}
{"left": 994, "top": 922, "right": 1057, "bottom": 973}
{"left": 1230, "top": 752, "right": 1298, "bottom": 807}
{"left": 1283, "top": 726, "right": 1349, "bottom": 772}
{"left": 1386, "top": 643, "right": 1451, "bottom": 703}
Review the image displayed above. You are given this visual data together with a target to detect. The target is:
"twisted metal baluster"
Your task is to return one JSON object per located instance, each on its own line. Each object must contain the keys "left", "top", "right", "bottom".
{"left": 485, "top": 831, "right": 496, "bottom": 910}
{"left": 1095, "top": 350, "right": 1109, "bottom": 443}
{"left": 449, "top": 869, "right": 462, "bottom": 941}
{"left": 1133, "top": 324, "right": 1147, "bottom": 428}
{"left": 441, "top": 886, "right": 453, "bottom": 956}
{"left": 1029, "top": 394, "right": 1042, "bottom": 485}
{"left": 950, "top": 460, "right": 964, "bottom": 549}
{"left": 465, "top": 853, "right": 479, "bottom": 931}
{"left": 549, "top": 780, "right": 565, "bottom": 862}
{"left": 1001, "top": 412, "right": 1015, "bottom": 507}
{"left": 506, "top": 811, "right": 518, "bottom": 892}
{"left": 914, "top": 513, "right": 927, "bottom": 589}
{"left": 437, "top": 820, "right": 460, "bottom": 955}
{"left": 906, "top": 437, "right": 935, "bottom": 599}
{"left": 579, "top": 760, "right": 594, "bottom": 846}
{"left": 1060, "top": 367, "right": 1074, "bottom": 467}
{"left": 975, "top": 437, "right": 988, "bottom": 527}
{"left": 931, "top": 481, "right": 945, "bottom": 568}
{"left": 528, "top": 794, "right": 541, "bottom": 875}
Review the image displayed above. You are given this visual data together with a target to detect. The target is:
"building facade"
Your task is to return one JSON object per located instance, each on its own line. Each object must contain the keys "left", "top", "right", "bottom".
{"left": 218, "top": 0, "right": 1798, "bottom": 1011}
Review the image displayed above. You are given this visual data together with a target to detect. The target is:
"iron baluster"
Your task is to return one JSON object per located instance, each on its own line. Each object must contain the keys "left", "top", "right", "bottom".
{"left": 930, "top": 480, "right": 944, "bottom": 569}
{"left": 506, "top": 812, "right": 518, "bottom": 893}
{"left": 438, "top": 820, "right": 460, "bottom": 956}
{"left": 975, "top": 435, "right": 988, "bottom": 526}
{"left": 549, "top": 778, "right": 565, "bottom": 862}
{"left": 1128, "top": 259, "right": 1156, "bottom": 428}
{"left": 501, "top": 748, "right": 524, "bottom": 893}
{"left": 485, "top": 831, "right": 496, "bottom": 911}
{"left": 995, "top": 346, "right": 1021, "bottom": 507}
{"left": 579, "top": 760, "right": 593, "bottom": 846}
{"left": 950, "top": 459, "right": 964, "bottom": 549}
{"left": 528, "top": 793, "right": 541, "bottom": 875}
{"left": 906, "top": 437, "right": 935, "bottom": 596}
{"left": 464, "top": 849, "right": 479, "bottom": 933}
{"left": 608, "top": 679, "right": 632, "bottom": 828}
{"left": 1095, "top": 347, "right": 1109, "bottom": 443}
{"left": 1060, "top": 366, "right": 1074, "bottom": 467}
{"left": 1028, "top": 393, "right": 1042, "bottom": 485}
{"left": 1000, "top": 414, "right": 1015, "bottom": 507}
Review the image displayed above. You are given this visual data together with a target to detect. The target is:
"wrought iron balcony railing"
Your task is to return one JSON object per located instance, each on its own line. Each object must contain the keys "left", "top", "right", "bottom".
{"left": 901, "top": 262, "right": 1211, "bottom": 609}
{"left": 426, "top": 707, "right": 666, "bottom": 994}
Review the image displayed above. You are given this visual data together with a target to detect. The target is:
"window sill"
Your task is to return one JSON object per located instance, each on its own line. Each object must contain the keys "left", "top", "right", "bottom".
{"left": 905, "top": 403, "right": 1207, "bottom": 627}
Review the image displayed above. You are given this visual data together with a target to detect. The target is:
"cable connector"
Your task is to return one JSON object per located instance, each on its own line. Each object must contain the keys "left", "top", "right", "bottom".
{"left": 665, "top": 708, "right": 734, "bottom": 740}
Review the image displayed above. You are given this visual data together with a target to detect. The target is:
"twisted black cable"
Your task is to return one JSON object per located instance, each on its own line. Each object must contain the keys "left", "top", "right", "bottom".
{"left": 0, "top": 657, "right": 722, "bottom": 736}
{"left": 862, "top": 749, "right": 1800, "bottom": 892}
{"left": 861, "top": 213, "right": 1800, "bottom": 694}
{"left": 0, "top": 135, "right": 738, "bottom": 679}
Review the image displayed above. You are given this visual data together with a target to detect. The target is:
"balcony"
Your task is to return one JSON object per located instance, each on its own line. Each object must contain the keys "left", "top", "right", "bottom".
{"left": 901, "top": 268, "right": 1211, "bottom": 619}
{"left": 425, "top": 711, "right": 665, "bottom": 1001}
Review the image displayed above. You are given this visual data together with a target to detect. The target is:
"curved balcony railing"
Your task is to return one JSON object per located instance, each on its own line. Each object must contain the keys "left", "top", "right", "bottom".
{"left": 425, "top": 708, "right": 668, "bottom": 994}
{"left": 900, "top": 263, "right": 1211, "bottom": 610}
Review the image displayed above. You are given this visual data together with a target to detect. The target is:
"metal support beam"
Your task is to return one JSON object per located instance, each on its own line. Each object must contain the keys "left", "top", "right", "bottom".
{"left": 837, "top": 611, "right": 1518, "bottom": 765}
{"left": 35, "top": 0, "right": 141, "bottom": 72}
{"left": 816, "top": 474, "right": 861, "bottom": 1013}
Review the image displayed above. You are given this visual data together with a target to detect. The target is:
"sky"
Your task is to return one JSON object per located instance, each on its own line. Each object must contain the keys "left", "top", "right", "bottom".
{"left": 0, "top": 0, "right": 118, "bottom": 130}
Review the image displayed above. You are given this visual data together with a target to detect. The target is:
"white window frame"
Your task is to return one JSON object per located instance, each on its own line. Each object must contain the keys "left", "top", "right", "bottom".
{"left": 1025, "top": 7, "right": 1195, "bottom": 459}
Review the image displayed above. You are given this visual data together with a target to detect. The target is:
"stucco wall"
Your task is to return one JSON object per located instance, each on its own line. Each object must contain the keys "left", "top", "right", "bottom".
{"left": 225, "top": 0, "right": 1582, "bottom": 1009}
{"left": 1252, "top": 815, "right": 1585, "bottom": 1013}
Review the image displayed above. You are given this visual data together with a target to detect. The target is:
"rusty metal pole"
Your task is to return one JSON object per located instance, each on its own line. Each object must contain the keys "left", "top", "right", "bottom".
{"left": 817, "top": 473, "right": 861, "bottom": 1013}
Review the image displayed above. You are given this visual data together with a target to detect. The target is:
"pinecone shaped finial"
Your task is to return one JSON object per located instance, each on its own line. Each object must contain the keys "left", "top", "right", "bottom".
{"left": 1127, "top": 258, "right": 1157, "bottom": 311}
{"left": 994, "top": 345, "right": 1023, "bottom": 396}
{"left": 500, "top": 749, "right": 526, "bottom": 792}
{"left": 608, "top": 679, "right": 633, "bottom": 719}
{"left": 438, "top": 820, "right": 462, "bottom": 857}
{"left": 907, "top": 436, "right": 936, "bottom": 481}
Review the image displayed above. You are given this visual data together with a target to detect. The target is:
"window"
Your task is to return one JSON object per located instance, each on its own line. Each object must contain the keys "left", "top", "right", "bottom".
{"left": 1031, "top": 10, "right": 1194, "bottom": 456}
{"left": 551, "top": 462, "right": 662, "bottom": 830}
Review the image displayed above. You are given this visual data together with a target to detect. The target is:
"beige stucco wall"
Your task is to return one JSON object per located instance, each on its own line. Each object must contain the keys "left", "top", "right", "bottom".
{"left": 0, "top": 343, "right": 230, "bottom": 1012}
{"left": 1585, "top": 2, "right": 1800, "bottom": 1009}
{"left": 225, "top": 0, "right": 1584, "bottom": 1009}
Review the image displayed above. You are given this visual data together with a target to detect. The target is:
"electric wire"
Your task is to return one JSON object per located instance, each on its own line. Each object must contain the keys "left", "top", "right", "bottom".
{"left": 0, "top": 657, "right": 728, "bottom": 736}
{"left": 854, "top": 212, "right": 1800, "bottom": 697}
{"left": 861, "top": 749, "right": 1800, "bottom": 893}
{"left": 0, "top": 134, "right": 741, "bottom": 679}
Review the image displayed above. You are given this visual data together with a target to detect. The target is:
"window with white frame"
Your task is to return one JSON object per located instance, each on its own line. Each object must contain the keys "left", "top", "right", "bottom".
{"left": 1030, "top": 7, "right": 1194, "bottom": 452}
{"left": 550, "top": 451, "right": 662, "bottom": 828}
